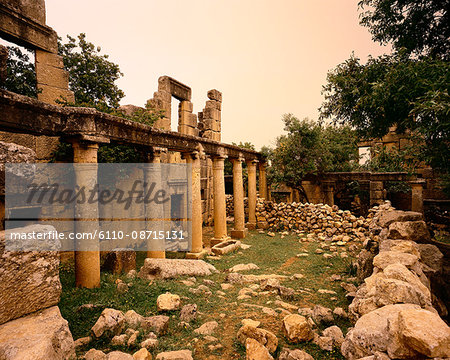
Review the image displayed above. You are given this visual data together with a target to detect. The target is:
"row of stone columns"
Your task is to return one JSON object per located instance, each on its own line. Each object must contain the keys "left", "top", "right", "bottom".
{"left": 71, "top": 138, "right": 266, "bottom": 288}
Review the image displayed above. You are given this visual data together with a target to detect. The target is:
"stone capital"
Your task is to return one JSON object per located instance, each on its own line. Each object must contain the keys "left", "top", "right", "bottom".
{"left": 181, "top": 150, "right": 200, "bottom": 161}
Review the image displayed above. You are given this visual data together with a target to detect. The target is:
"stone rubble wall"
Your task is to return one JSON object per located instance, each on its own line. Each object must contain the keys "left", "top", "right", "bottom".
{"left": 341, "top": 201, "right": 450, "bottom": 360}
{"left": 226, "top": 194, "right": 249, "bottom": 219}
{"left": 255, "top": 198, "right": 371, "bottom": 238}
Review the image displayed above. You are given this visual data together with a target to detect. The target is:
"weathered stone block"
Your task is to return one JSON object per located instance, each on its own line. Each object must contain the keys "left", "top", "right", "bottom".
{"left": 387, "top": 221, "right": 431, "bottom": 243}
{"left": 202, "top": 119, "right": 220, "bottom": 131}
{"left": 205, "top": 100, "right": 221, "bottom": 110}
{"left": 35, "top": 50, "right": 64, "bottom": 68}
{"left": 2, "top": 0, "right": 46, "bottom": 25}
{"left": 179, "top": 112, "right": 197, "bottom": 127}
{"left": 0, "top": 225, "right": 61, "bottom": 325}
{"left": 138, "top": 258, "right": 217, "bottom": 279}
{"left": 35, "top": 135, "right": 60, "bottom": 160}
{"left": 178, "top": 125, "right": 199, "bottom": 136}
{"left": 0, "top": 6, "right": 58, "bottom": 52}
{"left": 0, "top": 306, "right": 75, "bottom": 360}
{"left": 202, "top": 108, "right": 220, "bottom": 120}
{"left": 37, "top": 84, "right": 74, "bottom": 105}
{"left": 179, "top": 101, "right": 193, "bottom": 112}
{"left": 207, "top": 89, "right": 222, "bottom": 102}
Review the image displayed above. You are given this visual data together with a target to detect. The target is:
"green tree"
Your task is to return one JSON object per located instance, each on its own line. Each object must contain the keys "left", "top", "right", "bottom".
{"left": 358, "top": 0, "right": 449, "bottom": 59}
{"left": 2, "top": 46, "right": 38, "bottom": 98}
{"left": 320, "top": 0, "right": 450, "bottom": 194}
{"left": 58, "top": 33, "right": 125, "bottom": 108}
{"left": 268, "top": 114, "right": 359, "bottom": 201}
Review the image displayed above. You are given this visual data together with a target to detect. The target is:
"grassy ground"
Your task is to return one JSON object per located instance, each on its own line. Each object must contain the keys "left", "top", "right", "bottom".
{"left": 60, "top": 227, "right": 357, "bottom": 359}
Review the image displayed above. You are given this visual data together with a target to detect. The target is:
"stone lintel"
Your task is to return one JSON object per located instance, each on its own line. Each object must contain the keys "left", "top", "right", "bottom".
{"left": 158, "top": 76, "right": 191, "bottom": 101}
{"left": 0, "top": 3, "right": 58, "bottom": 52}
{"left": 0, "top": 89, "right": 263, "bottom": 162}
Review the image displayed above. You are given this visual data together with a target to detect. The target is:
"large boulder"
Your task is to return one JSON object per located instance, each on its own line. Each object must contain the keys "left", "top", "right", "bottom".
{"left": 245, "top": 338, "right": 273, "bottom": 360}
{"left": 237, "top": 325, "right": 278, "bottom": 353}
{"left": 398, "top": 308, "right": 450, "bottom": 358}
{"left": 376, "top": 210, "right": 422, "bottom": 228}
{"left": 0, "top": 225, "right": 61, "bottom": 325}
{"left": 341, "top": 304, "right": 422, "bottom": 360}
{"left": 417, "top": 243, "right": 444, "bottom": 274}
{"left": 311, "top": 305, "right": 334, "bottom": 324}
{"left": 106, "top": 351, "right": 133, "bottom": 360}
{"left": 278, "top": 348, "right": 314, "bottom": 360}
{"left": 387, "top": 221, "right": 431, "bottom": 243}
{"left": 141, "top": 315, "right": 169, "bottom": 335}
{"left": 349, "top": 264, "right": 433, "bottom": 320}
{"left": 0, "top": 306, "right": 75, "bottom": 360}
{"left": 379, "top": 239, "right": 420, "bottom": 257}
{"left": 372, "top": 251, "right": 420, "bottom": 272}
{"left": 91, "top": 309, "right": 125, "bottom": 338}
{"left": 138, "top": 258, "right": 217, "bottom": 280}
{"left": 157, "top": 293, "right": 181, "bottom": 311}
{"left": 282, "top": 314, "right": 314, "bottom": 343}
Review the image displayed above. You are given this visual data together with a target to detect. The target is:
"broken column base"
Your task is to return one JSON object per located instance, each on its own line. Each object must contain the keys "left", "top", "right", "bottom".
{"left": 231, "top": 229, "right": 248, "bottom": 239}
{"left": 210, "top": 236, "right": 231, "bottom": 247}
{"left": 246, "top": 222, "right": 257, "bottom": 230}
{"left": 185, "top": 249, "right": 209, "bottom": 260}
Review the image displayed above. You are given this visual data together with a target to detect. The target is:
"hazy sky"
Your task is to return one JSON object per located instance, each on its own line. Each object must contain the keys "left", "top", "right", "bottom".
{"left": 44, "top": 0, "right": 389, "bottom": 150}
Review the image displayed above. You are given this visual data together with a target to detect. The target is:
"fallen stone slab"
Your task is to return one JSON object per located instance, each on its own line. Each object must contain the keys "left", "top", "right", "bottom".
{"left": 0, "top": 306, "right": 75, "bottom": 360}
{"left": 138, "top": 258, "right": 217, "bottom": 280}
{"left": 0, "top": 225, "right": 61, "bottom": 325}
{"left": 211, "top": 240, "right": 241, "bottom": 255}
{"left": 376, "top": 210, "right": 423, "bottom": 228}
{"left": 242, "top": 274, "right": 289, "bottom": 283}
{"left": 228, "top": 263, "right": 259, "bottom": 272}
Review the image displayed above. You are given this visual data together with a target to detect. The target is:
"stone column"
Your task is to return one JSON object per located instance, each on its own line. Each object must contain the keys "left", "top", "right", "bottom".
{"left": 211, "top": 154, "right": 229, "bottom": 246}
{"left": 259, "top": 163, "right": 267, "bottom": 199}
{"left": 370, "top": 180, "right": 384, "bottom": 207}
{"left": 183, "top": 151, "right": 204, "bottom": 257}
{"left": 72, "top": 141, "right": 100, "bottom": 288}
{"left": 323, "top": 181, "right": 335, "bottom": 206}
{"left": 146, "top": 148, "right": 165, "bottom": 259}
{"left": 410, "top": 180, "right": 424, "bottom": 213}
{"left": 230, "top": 157, "right": 247, "bottom": 239}
{"left": 35, "top": 50, "right": 74, "bottom": 105}
{"left": 246, "top": 160, "right": 258, "bottom": 230}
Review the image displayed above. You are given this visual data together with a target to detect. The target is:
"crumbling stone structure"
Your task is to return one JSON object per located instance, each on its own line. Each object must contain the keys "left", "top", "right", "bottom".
{"left": 198, "top": 90, "right": 222, "bottom": 141}
{"left": 0, "top": 0, "right": 268, "bottom": 292}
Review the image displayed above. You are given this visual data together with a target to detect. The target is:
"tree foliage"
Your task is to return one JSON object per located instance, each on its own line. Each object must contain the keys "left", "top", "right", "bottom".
{"left": 58, "top": 33, "right": 125, "bottom": 108}
{"left": 2, "top": 46, "right": 38, "bottom": 98}
{"left": 320, "top": 52, "right": 449, "bottom": 141}
{"left": 358, "top": 0, "right": 449, "bottom": 59}
{"left": 267, "top": 115, "right": 359, "bottom": 200}
{"left": 321, "top": 0, "right": 450, "bottom": 195}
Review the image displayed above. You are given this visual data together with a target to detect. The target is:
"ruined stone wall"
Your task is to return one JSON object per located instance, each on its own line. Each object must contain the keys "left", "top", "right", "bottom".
{"left": 341, "top": 202, "right": 449, "bottom": 359}
{"left": 198, "top": 90, "right": 222, "bottom": 142}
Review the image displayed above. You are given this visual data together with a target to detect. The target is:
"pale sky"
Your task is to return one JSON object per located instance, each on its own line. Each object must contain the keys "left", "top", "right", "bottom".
{"left": 44, "top": 0, "right": 389, "bottom": 150}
